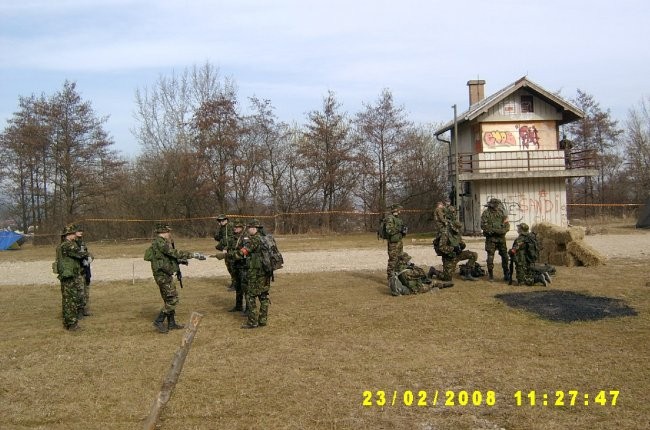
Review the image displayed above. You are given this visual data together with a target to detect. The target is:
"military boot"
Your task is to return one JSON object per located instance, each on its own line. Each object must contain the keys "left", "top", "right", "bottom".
{"left": 427, "top": 266, "right": 440, "bottom": 279}
{"left": 503, "top": 270, "right": 511, "bottom": 283}
{"left": 167, "top": 311, "right": 185, "bottom": 330}
{"left": 487, "top": 268, "right": 494, "bottom": 282}
{"left": 153, "top": 311, "right": 168, "bottom": 333}
{"left": 461, "top": 274, "right": 479, "bottom": 281}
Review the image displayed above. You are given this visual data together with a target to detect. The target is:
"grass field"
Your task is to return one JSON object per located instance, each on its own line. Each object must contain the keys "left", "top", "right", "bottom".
{"left": 0, "top": 233, "right": 648, "bottom": 429}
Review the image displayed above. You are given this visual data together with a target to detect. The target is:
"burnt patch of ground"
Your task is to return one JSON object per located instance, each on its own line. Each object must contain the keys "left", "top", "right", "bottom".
{"left": 495, "top": 290, "right": 638, "bottom": 323}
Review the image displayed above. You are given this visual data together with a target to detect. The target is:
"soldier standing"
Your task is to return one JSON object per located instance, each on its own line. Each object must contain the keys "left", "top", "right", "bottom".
{"left": 56, "top": 224, "right": 89, "bottom": 331}
{"left": 226, "top": 219, "right": 247, "bottom": 313}
{"left": 214, "top": 214, "right": 236, "bottom": 290}
{"left": 436, "top": 221, "right": 479, "bottom": 282}
{"left": 385, "top": 203, "right": 407, "bottom": 280}
{"left": 480, "top": 198, "right": 511, "bottom": 282}
{"left": 74, "top": 225, "right": 93, "bottom": 317}
{"left": 148, "top": 223, "right": 204, "bottom": 333}
{"left": 238, "top": 219, "right": 270, "bottom": 329}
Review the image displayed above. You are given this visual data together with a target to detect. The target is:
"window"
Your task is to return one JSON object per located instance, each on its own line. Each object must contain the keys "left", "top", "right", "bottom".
{"left": 521, "top": 95, "right": 534, "bottom": 113}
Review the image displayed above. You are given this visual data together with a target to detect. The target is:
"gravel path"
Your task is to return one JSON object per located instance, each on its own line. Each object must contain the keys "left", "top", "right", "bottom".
{"left": 1, "top": 233, "right": 649, "bottom": 286}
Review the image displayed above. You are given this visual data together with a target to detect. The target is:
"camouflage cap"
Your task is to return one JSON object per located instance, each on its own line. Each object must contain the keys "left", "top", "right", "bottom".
{"left": 390, "top": 203, "right": 403, "bottom": 211}
{"left": 247, "top": 218, "right": 263, "bottom": 228}
{"left": 216, "top": 214, "right": 228, "bottom": 221}
{"left": 233, "top": 218, "right": 245, "bottom": 228}
{"left": 517, "top": 223, "right": 529, "bottom": 232}
{"left": 154, "top": 223, "right": 172, "bottom": 233}
{"left": 61, "top": 224, "right": 77, "bottom": 236}
{"left": 484, "top": 198, "right": 502, "bottom": 207}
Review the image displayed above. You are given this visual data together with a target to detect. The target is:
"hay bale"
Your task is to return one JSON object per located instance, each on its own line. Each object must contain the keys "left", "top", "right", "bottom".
{"left": 539, "top": 238, "right": 556, "bottom": 264}
{"left": 531, "top": 222, "right": 555, "bottom": 239}
{"left": 567, "top": 240, "right": 606, "bottom": 267}
{"left": 567, "top": 226, "right": 586, "bottom": 242}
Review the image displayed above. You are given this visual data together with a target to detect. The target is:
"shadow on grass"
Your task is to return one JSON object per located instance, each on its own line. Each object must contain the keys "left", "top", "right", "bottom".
{"left": 495, "top": 290, "right": 638, "bottom": 323}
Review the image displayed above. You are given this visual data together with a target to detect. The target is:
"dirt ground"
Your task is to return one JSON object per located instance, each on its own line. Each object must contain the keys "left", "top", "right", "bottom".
{"left": 2, "top": 231, "right": 649, "bottom": 286}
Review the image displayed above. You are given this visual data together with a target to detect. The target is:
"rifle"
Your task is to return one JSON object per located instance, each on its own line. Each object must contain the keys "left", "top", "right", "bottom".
{"left": 172, "top": 241, "right": 185, "bottom": 289}
{"left": 508, "top": 251, "right": 515, "bottom": 285}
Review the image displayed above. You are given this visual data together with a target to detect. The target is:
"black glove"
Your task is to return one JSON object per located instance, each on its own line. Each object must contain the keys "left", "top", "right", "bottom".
{"left": 178, "top": 259, "right": 189, "bottom": 266}
{"left": 400, "top": 226, "right": 408, "bottom": 236}
{"left": 453, "top": 246, "right": 462, "bottom": 254}
{"left": 460, "top": 242, "right": 466, "bottom": 250}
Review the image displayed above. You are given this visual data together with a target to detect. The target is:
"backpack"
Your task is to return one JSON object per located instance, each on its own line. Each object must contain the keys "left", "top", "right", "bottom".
{"left": 143, "top": 246, "right": 154, "bottom": 262}
{"left": 259, "top": 234, "right": 284, "bottom": 273}
{"left": 377, "top": 214, "right": 389, "bottom": 240}
{"left": 389, "top": 272, "right": 411, "bottom": 296}
{"left": 459, "top": 262, "right": 486, "bottom": 278}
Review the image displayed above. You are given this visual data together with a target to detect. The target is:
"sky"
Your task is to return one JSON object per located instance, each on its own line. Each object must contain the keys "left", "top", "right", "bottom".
{"left": 1, "top": 0, "right": 649, "bottom": 157}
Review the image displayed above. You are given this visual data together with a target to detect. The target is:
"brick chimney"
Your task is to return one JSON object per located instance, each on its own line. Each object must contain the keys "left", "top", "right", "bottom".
{"left": 467, "top": 79, "right": 486, "bottom": 106}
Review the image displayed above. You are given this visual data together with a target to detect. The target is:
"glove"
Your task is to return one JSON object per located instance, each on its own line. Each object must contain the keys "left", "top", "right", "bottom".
{"left": 400, "top": 226, "right": 408, "bottom": 236}
{"left": 509, "top": 249, "right": 516, "bottom": 256}
{"left": 453, "top": 246, "right": 462, "bottom": 254}
{"left": 459, "top": 242, "right": 466, "bottom": 250}
{"left": 193, "top": 252, "right": 206, "bottom": 260}
{"left": 178, "top": 259, "right": 189, "bottom": 266}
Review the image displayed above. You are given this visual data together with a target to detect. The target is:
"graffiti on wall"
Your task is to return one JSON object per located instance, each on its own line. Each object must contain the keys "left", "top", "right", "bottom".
{"left": 481, "top": 121, "right": 555, "bottom": 152}
{"left": 482, "top": 124, "right": 540, "bottom": 150}
{"left": 486, "top": 189, "right": 567, "bottom": 227}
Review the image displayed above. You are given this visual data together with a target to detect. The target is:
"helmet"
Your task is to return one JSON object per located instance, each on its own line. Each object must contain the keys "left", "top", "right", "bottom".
{"left": 390, "top": 203, "right": 403, "bottom": 211}
{"left": 517, "top": 223, "right": 529, "bottom": 232}
{"left": 154, "top": 223, "right": 172, "bottom": 233}
{"left": 216, "top": 214, "right": 228, "bottom": 221}
{"left": 61, "top": 224, "right": 77, "bottom": 236}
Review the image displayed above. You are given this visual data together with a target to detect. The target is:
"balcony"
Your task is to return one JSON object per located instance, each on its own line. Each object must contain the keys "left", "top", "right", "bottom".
{"left": 449, "top": 149, "right": 599, "bottom": 181}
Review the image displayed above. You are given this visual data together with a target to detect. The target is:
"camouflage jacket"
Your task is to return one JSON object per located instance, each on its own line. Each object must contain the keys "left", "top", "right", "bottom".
{"left": 56, "top": 239, "right": 89, "bottom": 280}
{"left": 149, "top": 236, "right": 192, "bottom": 276}
{"left": 384, "top": 214, "right": 404, "bottom": 244}
{"left": 480, "top": 208, "right": 510, "bottom": 236}
{"left": 214, "top": 223, "right": 235, "bottom": 251}
{"left": 437, "top": 225, "right": 464, "bottom": 257}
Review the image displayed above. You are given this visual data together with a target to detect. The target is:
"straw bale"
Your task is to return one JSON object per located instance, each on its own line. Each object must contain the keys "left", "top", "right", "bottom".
{"left": 567, "top": 226, "right": 586, "bottom": 242}
{"left": 567, "top": 240, "right": 606, "bottom": 267}
{"left": 548, "top": 251, "right": 578, "bottom": 267}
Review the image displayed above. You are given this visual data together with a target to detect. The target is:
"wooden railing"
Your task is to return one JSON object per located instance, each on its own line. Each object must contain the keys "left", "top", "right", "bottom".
{"left": 448, "top": 149, "right": 598, "bottom": 176}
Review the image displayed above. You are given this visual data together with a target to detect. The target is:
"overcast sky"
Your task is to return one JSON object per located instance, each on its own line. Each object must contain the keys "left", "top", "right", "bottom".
{"left": 1, "top": 0, "right": 648, "bottom": 157}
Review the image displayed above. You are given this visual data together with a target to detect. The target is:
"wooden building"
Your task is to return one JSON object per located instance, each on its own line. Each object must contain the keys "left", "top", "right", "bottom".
{"left": 435, "top": 77, "right": 598, "bottom": 235}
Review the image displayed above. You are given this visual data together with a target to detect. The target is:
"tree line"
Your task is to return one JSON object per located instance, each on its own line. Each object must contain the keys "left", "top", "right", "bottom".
{"left": 1, "top": 63, "right": 648, "bottom": 240}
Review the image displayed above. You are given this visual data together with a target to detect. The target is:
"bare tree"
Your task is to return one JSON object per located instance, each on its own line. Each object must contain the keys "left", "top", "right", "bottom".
{"left": 623, "top": 96, "right": 650, "bottom": 201}
{"left": 354, "top": 88, "right": 411, "bottom": 212}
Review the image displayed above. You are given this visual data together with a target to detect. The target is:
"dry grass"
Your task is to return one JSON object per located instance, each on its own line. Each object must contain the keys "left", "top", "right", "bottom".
{"left": 1, "top": 238, "right": 649, "bottom": 429}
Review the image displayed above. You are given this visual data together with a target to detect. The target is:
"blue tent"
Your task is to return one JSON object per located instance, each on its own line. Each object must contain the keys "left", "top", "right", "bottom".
{"left": 0, "top": 231, "right": 24, "bottom": 250}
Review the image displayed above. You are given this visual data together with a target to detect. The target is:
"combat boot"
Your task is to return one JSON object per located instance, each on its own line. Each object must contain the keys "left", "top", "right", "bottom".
{"left": 434, "top": 281, "right": 454, "bottom": 289}
{"left": 488, "top": 268, "right": 494, "bottom": 282}
{"left": 153, "top": 311, "right": 168, "bottom": 333}
{"left": 167, "top": 311, "right": 185, "bottom": 330}
{"left": 461, "top": 273, "right": 479, "bottom": 281}
{"left": 427, "top": 266, "right": 440, "bottom": 279}
{"left": 503, "top": 270, "right": 511, "bottom": 283}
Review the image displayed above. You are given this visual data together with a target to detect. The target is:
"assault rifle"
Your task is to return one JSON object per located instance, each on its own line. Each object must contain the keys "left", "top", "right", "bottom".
{"left": 508, "top": 250, "right": 515, "bottom": 285}
{"left": 171, "top": 241, "right": 187, "bottom": 289}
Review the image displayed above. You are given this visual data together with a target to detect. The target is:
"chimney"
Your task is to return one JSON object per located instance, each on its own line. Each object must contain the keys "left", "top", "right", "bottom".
{"left": 467, "top": 79, "right": 486, "bottom": 106}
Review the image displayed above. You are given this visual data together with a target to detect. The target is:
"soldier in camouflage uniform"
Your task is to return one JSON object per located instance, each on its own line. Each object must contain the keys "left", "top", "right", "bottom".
{"left": 237, "top": 219, "right": 271, "bottom": 329}
{"left": 385, "top": 203, "right": 407, "bottom": 280}
{"left": 56, "top": 224, "right": 89, "bottom": 331}
{"left": 393, "top": 253, "right": 454, "bottom": 295}
{"left": 226, "top": 219, "right": 247, "bottom": 313}
{"left": 480, "top": 198, "right": 510, "bottom": 282}
{"left": 436, "top": 221, "right": 479, "bottom": 282}
{"left": 214, "top": 214, "right": 236, "bottom": 290}
{"left": 509, "top": 223, "right": 535, "bottom": 286}
{"left": 148, "top": 223, "right": 204, "bottom": 333}
{"left": 74, "top": 225, "right": 93, "bottom": 317}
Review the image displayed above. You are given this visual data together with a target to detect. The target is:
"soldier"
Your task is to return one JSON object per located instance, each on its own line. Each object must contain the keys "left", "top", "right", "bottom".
{"left": 74, "top": 225, "right": 93, "bottom": 317}
{"left": 509, "top": 223, "right": 538, "bottom": 286}
{"left": 480, "top": 198, "right": 510, "bottom": 282}
{"left": 238, "top": 219, "right": 270, "bottom": 329}
{"left": 385, "top": 203, "right": 407, "bottom": 280}
{"left": 55, "top": 224, "right": 89, "bottom": 331}
{"left": 148, "top": 223, "right": 205, "bottom": 334}
{"left": 436, "top": 221, "right": 479, "bottom": 282}
{"left": 226, "top": 219, "right": 247, "bottom": 313}
{"left": 391, "top": 252, "right": 454, "bottom": 295}
{"left": 213, "top": 214, "right": 236, "bottom": 290}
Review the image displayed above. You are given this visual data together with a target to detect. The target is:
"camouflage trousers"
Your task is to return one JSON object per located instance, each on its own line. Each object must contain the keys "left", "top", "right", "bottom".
{"left": 245, "top": 274, "right": 270, "bottom": 327}
{"left": 154, "top": 273, "right": 179, "bottom": 314}
{"left": 513, "top": 255, "right": 534, "bottom": 285}
{"left": 76, "top": 275, "right": 88, "bottom": 313}
{"left": 484, "top": 235, "right": 509, "bottom": 274}
{"left": 440, "top": 250, "right": 478, "bottom": 281}
{"left": 387, "top": 241, "right": 404, "bottom": 279}
{"left": 60, "top": 277, "right": 82, "bottom": 328}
